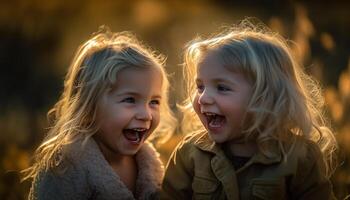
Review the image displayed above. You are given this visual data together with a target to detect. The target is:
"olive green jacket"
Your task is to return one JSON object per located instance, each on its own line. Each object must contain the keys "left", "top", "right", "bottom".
{"left": 161, "top": 131, "right": 336, "bottom": 200}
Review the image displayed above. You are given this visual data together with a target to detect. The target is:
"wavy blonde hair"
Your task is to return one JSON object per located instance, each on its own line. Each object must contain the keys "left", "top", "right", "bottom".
{"left": 182, "top": 20, "right": 337, "bottom": 177}
{"left": 23, "top": 28, "right": 176, "bottom": 180}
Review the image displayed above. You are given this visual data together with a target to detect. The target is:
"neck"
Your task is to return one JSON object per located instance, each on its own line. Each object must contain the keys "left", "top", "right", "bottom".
{"left": 225, "top": 139, "right": 257, "bottom": 157}
{"left": 107, "top": 153, "right": 134, "bottom": 166}
{"left": 93, "top": 137, "right": 132, "bottom": 165}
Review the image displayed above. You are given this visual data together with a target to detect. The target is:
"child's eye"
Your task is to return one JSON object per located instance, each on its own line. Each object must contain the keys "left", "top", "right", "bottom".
{"left": 121, "top": 97, "right": 135, "bottom": 103}
{"left": 217, "top": 84, "right": 230, "bottom": 92}
{"left": 196, "top": 84, "right": 204, "bottom": 93}
{"left": 150, "top": 99, "right": 160, "bottom": 106}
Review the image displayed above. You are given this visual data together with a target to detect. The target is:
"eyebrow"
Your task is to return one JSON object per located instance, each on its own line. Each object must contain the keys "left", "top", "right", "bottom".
{"left": 196, "top": 77, "right": 236, "bottom": 85}
{"left": 116, "top": 91, "right": 162, "bottom": 99}
{"left": 152, "top": 94, "right": 162, "bottom": 99}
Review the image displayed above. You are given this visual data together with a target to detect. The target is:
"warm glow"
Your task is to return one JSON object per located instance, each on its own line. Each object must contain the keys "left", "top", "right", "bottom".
{"left": 320, "top": 32, "right": 335, "bottom": 51}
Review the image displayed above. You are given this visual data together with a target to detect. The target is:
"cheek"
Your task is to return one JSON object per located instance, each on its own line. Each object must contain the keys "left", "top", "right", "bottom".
{"left": 192, "top": 95, "right": 201, "bottom": 114}
{"left": 152, "top": 109, "right": 161, "bottom": 127}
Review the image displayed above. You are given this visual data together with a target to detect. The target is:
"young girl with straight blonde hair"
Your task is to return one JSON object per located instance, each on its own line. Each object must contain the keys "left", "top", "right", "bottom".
{"left": 162, "top": 20, "right": 338, "bottom": 199}
{"left": 23, "top": 27, "right": 176, "bottom": 199}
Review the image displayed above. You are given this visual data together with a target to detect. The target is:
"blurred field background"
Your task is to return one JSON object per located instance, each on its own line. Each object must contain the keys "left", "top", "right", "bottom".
{"left": 0, "top": 0, "right": 349, "bottom": 199}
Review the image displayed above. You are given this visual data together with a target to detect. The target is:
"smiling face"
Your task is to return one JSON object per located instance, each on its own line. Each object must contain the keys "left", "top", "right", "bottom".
{"left": 193, "top": 51, "right": 253, "bottom": 144}
{"left": 94, "top": 67, "right": 162, "bottom": 160}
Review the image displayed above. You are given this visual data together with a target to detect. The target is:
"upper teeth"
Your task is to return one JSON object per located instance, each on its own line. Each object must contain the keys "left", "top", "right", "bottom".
{"left": 204, "top": 112, "right": 217, "bottom": 116}
{"left": 132, "top": 128, "right": 147, "bottom": 131}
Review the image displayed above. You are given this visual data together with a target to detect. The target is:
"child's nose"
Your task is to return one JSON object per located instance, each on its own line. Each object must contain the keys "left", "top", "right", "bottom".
{"left": 198, "top": 90, "right": 214, "bottom": 105}
{"left": 135, "top": 106, "right": 152, "bottom": 121}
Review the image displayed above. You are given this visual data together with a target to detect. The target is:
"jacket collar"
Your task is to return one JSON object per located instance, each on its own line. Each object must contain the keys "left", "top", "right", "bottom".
{"left": 134, "top": 141, "right": 164, "bottom": 198}
{"left": 193, "top": 130, "right": 222, "bottom": 154}
{"left": 67, "top": 138, "right": 164, "bottom": 199}
{"left": 193, "top": 131, "right": 282, "bottom": 166}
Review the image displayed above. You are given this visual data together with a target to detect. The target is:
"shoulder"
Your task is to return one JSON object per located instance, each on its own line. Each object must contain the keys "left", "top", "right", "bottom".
{"left": 287, "top": 136, "right": 327, "bottom": 178}
{"left": 291, "top": 137, "right": 324, "bottom": 164}
{"left": 285, "top": 138, "right": 335, "bottom": 199}
{"left": 31, "top": 138, "right": 104, "bottom": 191}
{"left": 32, "top": 140, "right": 95, "bottom": 184}
{"left": 35, "top": 143, "right": 87, "bottom": 180}
{"left": 30, "top": 162, "right": 88, "bottom": 200}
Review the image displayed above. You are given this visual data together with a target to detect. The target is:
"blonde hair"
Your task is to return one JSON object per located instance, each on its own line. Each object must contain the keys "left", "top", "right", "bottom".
{"left": 23, "top": 27, "right": 176, "bottom": 180}
{"left": 182, "top": 20, "right": 337, "bottom": 177}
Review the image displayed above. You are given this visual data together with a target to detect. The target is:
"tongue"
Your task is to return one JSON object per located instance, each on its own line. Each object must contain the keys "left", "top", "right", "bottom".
{"left": 124, "top": 130, "right": 140, "bottom": 142}
{"left": 209, "top": 115, "right": 224, "bottom": 128}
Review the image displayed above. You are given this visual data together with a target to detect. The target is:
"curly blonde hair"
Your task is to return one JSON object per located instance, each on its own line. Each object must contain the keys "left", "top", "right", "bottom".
{"left": 182, "top": 20, "right": 338, "bottom": 177}
{"left": 23, "top": 27, "right": 176, "bottom": 180}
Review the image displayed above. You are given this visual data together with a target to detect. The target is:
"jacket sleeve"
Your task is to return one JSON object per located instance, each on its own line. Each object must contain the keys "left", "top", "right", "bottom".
{"left": 161, "top": 139, "right": 194, "bottom": 200}
{"left": 290, "top": 142, "right": 337, "bottom": 200}
{"left": 29, "top": 165, "right": 90, "bottom": 200}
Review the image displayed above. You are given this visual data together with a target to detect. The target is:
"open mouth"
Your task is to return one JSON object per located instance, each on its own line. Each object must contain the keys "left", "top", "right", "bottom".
{"left": 204, "top": 112, "right": 226, "bottom": 129}
{"left": 122, "top": 128, "right": 148, "bottom": 144}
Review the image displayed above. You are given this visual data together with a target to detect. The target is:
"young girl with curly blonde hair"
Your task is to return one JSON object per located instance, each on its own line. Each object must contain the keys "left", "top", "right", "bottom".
{"left": 162, "top": 20, "right": 338, "bottom": 200}
{"left": 23, "top": 28, "right": 176, "bottom": 199}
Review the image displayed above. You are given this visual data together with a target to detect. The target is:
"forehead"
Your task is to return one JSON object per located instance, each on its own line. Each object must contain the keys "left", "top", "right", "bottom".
{"left": 113, "top": 67, "right": 163, "bottom": 93}
{"left": 196, "top": 50, "right": 253, "bottom": 83}
{"left": 196, "top": 51, "right": 231, "bottom": 76}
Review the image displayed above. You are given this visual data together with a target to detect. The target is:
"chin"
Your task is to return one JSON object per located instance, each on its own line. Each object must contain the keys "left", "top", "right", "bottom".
{"left": 208, "top": 133, "right": 227, "bottom": 144}
{"left": 120, "top": 149, "right": 139, "bottom": 156}
{"left": 117, "top": 144, "right": 141, "bottom": 156}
